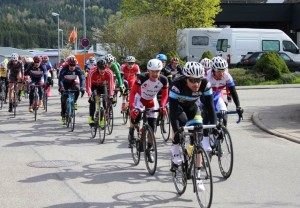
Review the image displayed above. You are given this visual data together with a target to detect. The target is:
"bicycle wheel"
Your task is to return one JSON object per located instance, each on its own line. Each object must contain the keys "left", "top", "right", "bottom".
{"left": 172, "top": 143, "right": 188, "bottom": 195}
{"left": 106, "top": 105, "right": 113, "bottom": 135}
{"left": 122, "top": 107, "right": 129, "bottom": 125}
{"left": 70, "top": 108, "right": 75, "bottom": 132}
{"left": 113, "top": 91, "right": 118, "bottom": 107}
{"left": 217, "top": 127, "right": 233, "bottom": 179}
{"left": 98, "top": 107, "right": 106, "bottom": 144}
{"left": 193, "top": 145, "right": 213, "bottom": 208}
{"left": 0, "top": 90, "right": 4, "bottom": 110}
{"left": 90, "top": 114, "right": 98, "bottom": 139}
{"left": 43, "top": 91, "right": 48, "bottom": 112}
{"left": 13, "top": 91, "right": 18, "bottom": 117}
{"left": 143, "top": 125, "right": 157, "bottom": 175}
{"left": 24, "top": 84, "right": 29, "bottom": 99}
{"left": 131, "top": 125, "right": 141, "bottom": 165}
{"left": 66, "top": 103, "right": 70, "bottom": 128}
{"left": 160, "top": 111, "right": 171, "bottom": 142}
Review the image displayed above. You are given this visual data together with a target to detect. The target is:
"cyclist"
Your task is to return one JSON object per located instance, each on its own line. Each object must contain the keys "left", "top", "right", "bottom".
{"left": 40, "top": 55, "right": 54, "bottom": 97}
{"left": 7, "top": 53, "right": 24, "bottom": 112}
{"left": 165, "top": 57, "right": 183, "bottom": 82}
{"left": 0, "top": 62, "right": 9, "bottom": 104}
{"left": 105, "top": 54, "right": 125, "bottom": 103}
{"left": 120, "top": 56, "right": 140, "bottom": 112}
{"left": 86, "top": 59, "right": 115, "bottom": 126}
{"left": 85, "top": 56, "right": 96, "bottom": 75}
{"left": 58, "top": 56, "right": 85, "bottom": 125}
{"left": 205, "top": 56, "right": 243, "bottom": 126}
{"left": 199, "top": 58, "right": 212, "bottom": 77}
{"left": 169, "top": 61, "right": 217, "bottom": 191}
{"left": 128, "top": 58, "right": 168, "bottom": 162}
{"left": 25, "top": 56, "right": 48, "bottom": 112}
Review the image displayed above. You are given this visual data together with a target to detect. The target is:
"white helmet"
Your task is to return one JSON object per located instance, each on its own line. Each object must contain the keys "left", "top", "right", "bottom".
{"left": 183, "top": 62, "right": 204, "bottom": 78}
{"left": 212, "top": 56, "right": 228, "bottom": 71}
{"left": 147, "top": 59, "right": 163, "bottom": 71}
{"left": 105, "top": 54, "right": 114, "bottom": 63}
{"left": 27, "top": 57, "right": 34, "bottom": 63}
{"left": 125, "top": 56, "right": 136, "bottom": 63}
{"left": 11, "top": 53, "right": 19, "bottom": 61}
{"left": 200, "top": 58, "right": 212, "bottom": 69}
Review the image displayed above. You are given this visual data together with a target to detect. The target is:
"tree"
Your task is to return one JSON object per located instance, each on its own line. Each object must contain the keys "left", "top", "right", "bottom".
{"left": 121, "top": 0, "right": 221, "bottom": 28}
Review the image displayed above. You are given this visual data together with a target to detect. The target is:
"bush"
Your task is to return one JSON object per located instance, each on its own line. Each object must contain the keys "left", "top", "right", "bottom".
{"left": 200, "top": 51, "right": 214, "bottom": 62}
{"left": 254, "top": 51, "right": 290, "bottom": 80}
{"left": 278, "top": 73, "right": 297, "bottom": 84}
{"left": 229, "top": 68, "right": 265, "bottom": 86}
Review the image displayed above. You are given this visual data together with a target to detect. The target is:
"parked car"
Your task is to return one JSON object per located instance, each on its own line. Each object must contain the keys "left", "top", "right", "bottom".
{"left": 237, "top": 51, "right": 300, "bottom": 72}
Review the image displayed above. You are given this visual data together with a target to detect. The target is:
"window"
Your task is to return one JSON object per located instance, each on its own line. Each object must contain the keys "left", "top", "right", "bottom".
{"left": 216, "top": 39, "right": 228, "bottom": 52}
{"left": 262, "top": 40, "right": 280, "bottom": 51}
{"left": 279, "top": 53, "right": 291, "bottom": 62}
{"left": 192, "top": 36, "right": 209, "bottom": 46}
{"left": 283, "top": 41, "right": 299, "bottom": 54}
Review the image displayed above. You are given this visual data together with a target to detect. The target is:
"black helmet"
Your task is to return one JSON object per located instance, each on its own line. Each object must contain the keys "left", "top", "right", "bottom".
{"left": 97, "top": 59, "right": 107, "bottom": 69}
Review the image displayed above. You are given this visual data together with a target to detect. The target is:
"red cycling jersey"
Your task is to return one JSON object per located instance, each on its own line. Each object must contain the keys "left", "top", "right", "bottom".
{"left": 121, "top": 63, "right": 140, "bottom": 88}
{"left": 86, "top": 66, "right": 115, "bottom": 97}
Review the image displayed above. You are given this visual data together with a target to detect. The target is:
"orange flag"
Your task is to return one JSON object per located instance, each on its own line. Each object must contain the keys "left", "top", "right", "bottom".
{"left": 68, "top": 27, "right": 77, "bottom": 43}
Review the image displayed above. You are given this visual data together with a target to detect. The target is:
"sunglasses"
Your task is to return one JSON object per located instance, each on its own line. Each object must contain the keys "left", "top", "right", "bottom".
{"left": 69, "top": 64, "right": 76, "bottom": 67}
{"left": 188, "top": 78, "right": 202, "bottom": 83}
{"left": 128, "top": 62, "right": 134, "bottom": 65}
{"left": 34, "top": 61, "right": 40, "bottom": 64}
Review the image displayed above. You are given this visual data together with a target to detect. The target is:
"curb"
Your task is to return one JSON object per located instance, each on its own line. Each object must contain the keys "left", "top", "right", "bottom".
{"left": 251, "top": 112, "right": 300, "bottom": 144}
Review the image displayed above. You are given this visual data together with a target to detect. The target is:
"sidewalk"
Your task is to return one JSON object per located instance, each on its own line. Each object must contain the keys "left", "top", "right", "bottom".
{"left": 238, "top": 84, "right": 300, "bottom": 144}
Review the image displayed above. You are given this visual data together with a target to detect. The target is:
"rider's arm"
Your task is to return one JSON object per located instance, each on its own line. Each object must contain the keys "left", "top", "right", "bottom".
{"left": 228, "top": 85, "right": 240, "bottom": 108}
{"left": 106, "top": 70, "right": 115, "bottom": 98}
{"left": 42, "top": 66, "right": 48, "bottom": 83}
{"left": 58, "top": 67, "right": 65, "bottom": 88}
{"left": 76, "top": 67, "right": 86, "bottom": 89}
{"left": 160, "top": 76, "right": 169, "bottom": 107}
{"left": 111, "top": 63, "right": 123, "bottom": 86}
{"left": 201, "top": 80, "right": 217, "bottom": 125}
{"left": 128, "top": 79, "right": 140, "bottom": 109}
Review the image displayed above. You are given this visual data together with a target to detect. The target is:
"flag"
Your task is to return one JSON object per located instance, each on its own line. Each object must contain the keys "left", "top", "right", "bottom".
{"left": 68, "top": 27, "right": 77, "bottom": 43}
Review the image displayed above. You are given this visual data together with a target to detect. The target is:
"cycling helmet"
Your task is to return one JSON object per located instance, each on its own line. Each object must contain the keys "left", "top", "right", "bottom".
{"left": 105, "top": 54, "right": 114, "bottom": 63}
{"left": 211, "top": 56, "right": 228, "bottom": 71}
{"left": 33, "top": 56, "right": 41, "bottom": 63}
{"left": 67, "top": 56, "right": 77, "bottom": 65}
{"left": 125, "top": 56, "right": 136, "bottom": 63}
{"left": 156, "top": 54, "right": 167, "bottom": 61}
{"left": 200, "top": 58, "right": 212, "bottom": 69}
{"left": 0, "top": 62, "right": 6, "bottom": 69}
{"left": 27, "top": 57, "right": 34, "bottom": 63}
{"left": 11, "top": 53, "right": 19, "bottom": 61}
{"left": 171, "top": 57, "right": 179, "bottom": 63}
{"left": 147, "top": 59, "right": 163, "bottom": 71}
{"left": 97, "top": 59, "right": 107, "bottom": 69}
{"left": 89, "top": 56, "right": 96, "bottom": 63}
{"left": 183, "top": 62, "right": 204, "bottom": 78}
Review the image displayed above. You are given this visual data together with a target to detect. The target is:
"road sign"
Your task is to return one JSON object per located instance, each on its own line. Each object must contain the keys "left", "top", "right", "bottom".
{"left": 81, "top": 38, "right": 90, "bottom": 48}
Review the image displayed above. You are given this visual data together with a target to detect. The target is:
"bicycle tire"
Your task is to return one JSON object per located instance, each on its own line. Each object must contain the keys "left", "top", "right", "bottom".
{"left": 122, "top": 107, "right": 129, "bottom": 125}
{"left": 43, "top": 90, "right": 48, "bottom": 112}
{"left": 172, "top": 142, "right": 188, "bottom": 195}
{"left": 66, "top": 103, "right": 70, "bottom": 128}
{"left": 160, "top": 111, "right": 171, "bottom": 142}
{"left": 113, "top": 91, "right": 118, "bottom": 107}
{"left": 13, "top": 90, "right": 18, "bottom": 117}
{"left": 131, "top": 125, "right": 141, "bottom": 165}
{"left": 33, "top": 91, "right": 38, "bottom": 121}
{"left": 106, "top": 105, "right": 113, "bottom": 135}
{"left": 0, "top": 90, "right": 4, "bottom": 110}
{"left": 70, "top": 108, "right": 75, "bottom": 132}
{"left": 98, "top": 107, "right": 106, "bottom": 144}
{"left": 193, "top": 145, "right": 213, "bottom": 208}
{"left": 217, "top": 127, "right": 233, "bottom": 179}
{"left": 143, "top": 125, "right": 157, "bottom": 175}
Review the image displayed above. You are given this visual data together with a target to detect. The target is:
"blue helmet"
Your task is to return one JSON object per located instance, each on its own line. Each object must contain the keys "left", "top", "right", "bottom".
{"left": 156, "top": 54, "right": 167, "bottom": 61}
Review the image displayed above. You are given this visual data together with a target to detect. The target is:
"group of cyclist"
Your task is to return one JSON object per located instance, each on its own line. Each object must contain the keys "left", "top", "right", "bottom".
{"left": 1, "top": 51, "right": 243, "bottom": 192}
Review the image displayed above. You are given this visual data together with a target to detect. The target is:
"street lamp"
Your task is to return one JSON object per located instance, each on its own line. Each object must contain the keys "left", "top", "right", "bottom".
{"left": 59, "top": 29, "right": 63, "bottom": 50}
{"left": 52, "top": 12, "right": 60, "bottom": 66}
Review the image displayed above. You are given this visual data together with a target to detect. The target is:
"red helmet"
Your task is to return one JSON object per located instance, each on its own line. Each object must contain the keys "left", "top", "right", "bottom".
{"left": 33, "top": 56, "right": 41, "bottom": 63}
{"left": 67, "top": 56, "right": 77, "bottom": 66}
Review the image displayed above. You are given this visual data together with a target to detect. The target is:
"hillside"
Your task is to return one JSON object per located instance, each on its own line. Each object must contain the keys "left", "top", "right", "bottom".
{"left": 0, "top": 0, "right": 121, "bottom": 49}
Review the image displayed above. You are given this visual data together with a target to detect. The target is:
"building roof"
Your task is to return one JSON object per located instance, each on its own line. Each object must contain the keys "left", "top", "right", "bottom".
{"left": 0, "top": 47, "right": 34, "bottom": 58}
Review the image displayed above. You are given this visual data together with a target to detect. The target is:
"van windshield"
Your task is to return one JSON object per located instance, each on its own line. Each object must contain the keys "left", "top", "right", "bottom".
{"left": 283, "top": 40, "right": 299, "bottom": 54}
{"left": 216, "top": 39, "right": 228, "bottom": 52}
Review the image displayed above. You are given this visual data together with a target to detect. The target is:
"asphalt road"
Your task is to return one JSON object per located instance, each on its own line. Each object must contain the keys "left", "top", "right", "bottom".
{"left": 0, "top": 83, "right": 299, "bottom": 208}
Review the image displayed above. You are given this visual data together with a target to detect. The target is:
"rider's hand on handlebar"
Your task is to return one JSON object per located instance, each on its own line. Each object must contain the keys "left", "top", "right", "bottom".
{"left": 130, "top": 108, "right": 139, "bottom": 119}
{"left": 160, "top": 106, "right": 167, "bottom": 116}
{"left": 236, "top": 107, "right": 244, "bottom": 119}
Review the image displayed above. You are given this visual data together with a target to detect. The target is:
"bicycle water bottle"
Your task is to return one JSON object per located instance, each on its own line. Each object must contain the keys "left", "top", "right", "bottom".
{"left": 187, "top": 145, "right": 193, "bottom": 157}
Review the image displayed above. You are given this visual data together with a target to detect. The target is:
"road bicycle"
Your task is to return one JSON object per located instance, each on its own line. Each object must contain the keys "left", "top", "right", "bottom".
{"left": 63, "top": 89, "right": 77, "bottom": 132}
{"left": 171, "top": 123, "right": 215, "bottom": 208}
{"left": 31, "top": 84, "right": 43, "bottom": 121}
{"left": 42, "top": 85, "right": 48, "bottom": 112}
{"left": 106, "top": 100, "right": 114, "bottom": 135}
{"left": 11, "top": 82, "right": 20, "bottom": 117}
{"left": 155, "top": 106, "right": 171, "bottom": 142}
{"left": 121, "top": 88, "right": 130, "bottom": 125}
{"left": 0, "top": 79, "right": 7, "bottom": 110}
{"left": 130, "top": 108, "right": 160, "bottom": 175}
{"left": 90, "top": 93, "right": 106, "bottom": 144}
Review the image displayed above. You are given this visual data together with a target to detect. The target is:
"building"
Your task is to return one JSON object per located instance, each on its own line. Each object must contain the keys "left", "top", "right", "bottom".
{"left": 0, "top": 47, "right": 33, "bottom": 62}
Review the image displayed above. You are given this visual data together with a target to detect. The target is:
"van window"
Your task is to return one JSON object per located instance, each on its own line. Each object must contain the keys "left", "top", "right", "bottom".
{"left": 262, "top": 40, "right": 280, "bottom": 51}
{"left": 279, "top": 53, "right": 292, "bottom": 61}
{"left": 192, "top": 36, "right": 209, "bottom": 46}
{"left": 283, "top": 41, "right": 298, "bottom": 54}
{"left": 216, "top": 39, "right": 228, "bottom": 52}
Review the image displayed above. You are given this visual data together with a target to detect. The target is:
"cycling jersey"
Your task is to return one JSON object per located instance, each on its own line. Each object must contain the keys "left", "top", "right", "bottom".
{"left": 86, "top": 66, "right": 115, "bottom": 97}
{"left": 7, "top": 60, "right": 24, "bottom": 82}
{"left": 129, "top": 72, "right": 168, "bottom": 109}
{"left": 121, "top": 63, "right": 140, "bottom": 88}
{"left": 26, "top": 63, "right": 48, "bottom": 84}
{"left": 109, "top": 62, "right": 123, "bottom": 86}
{"left": 58, "top": 65, "right": 85, "bottom": 90}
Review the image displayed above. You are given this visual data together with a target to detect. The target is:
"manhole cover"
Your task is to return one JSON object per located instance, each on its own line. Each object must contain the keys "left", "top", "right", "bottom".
{"left": 27, "top": 160, "right": 79, "bottom": 168}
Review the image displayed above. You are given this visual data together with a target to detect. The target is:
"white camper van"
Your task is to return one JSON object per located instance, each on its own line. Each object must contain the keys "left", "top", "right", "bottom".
{"left": 216, "top": 28, "right": 300, "bottom": 67}
{"left": 177, "top": 28, "right": 222, "bottom": 62}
